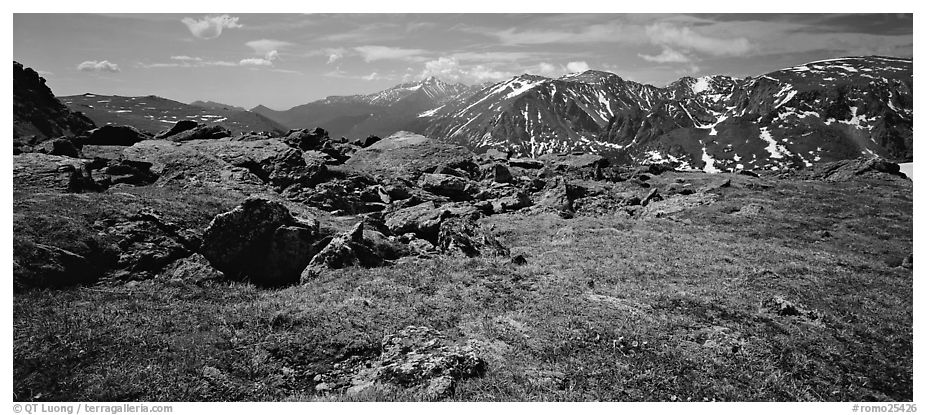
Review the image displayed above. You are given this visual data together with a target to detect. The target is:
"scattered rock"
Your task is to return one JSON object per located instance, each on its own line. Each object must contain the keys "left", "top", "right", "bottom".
{"left": 437, "top": 217, "right": 509, "bottom": 257}
{"left": 375, "top": 326, "right": 487, "bottom": 397}
{"left": 734, "top": 203, "right": 765, "bottom": 216}
{"left": 487, "top": 163, "right": 513, "bottom": 183}
{"left": 13, "top": 153, "right": 99, "bottom": 193}
{"left": 344, "top": 131, "right": 478, "bottom": 182}
{"left": 761, "top": 295, "right": 822, "bottom": 322}
{"left": 640, "top": 188, "right": 661, "bottom": 207}
{"left": 796, "top": 157, "right": 908, "bottom": 181}
{"left": 357, "top": 134, "right": 381, "bottom": 148}
{"left": 417, "top": 173, "right": 475, "bottom": 201}
{"left": 301, "top": 222, "right": 383, "bottom": 280}
{"left": 282, "top": 127, "right": 329, "bottom": 151}
{"left": 508, "top": 158, "right": 545, "bottom": 169}
{"left": 200, "top": 197, "right": 322, "bottom": 287}
{"left": 485, "top": 148, "right": 509, "bottom": 161}
{"left": 158, "top": 253, "right": 224, "bottom": 284}
{"left": 37, "top": 137, "right": 80, "bottom": 157}
{"left": 489, "top": 190, "right": 532, "bottom": 214}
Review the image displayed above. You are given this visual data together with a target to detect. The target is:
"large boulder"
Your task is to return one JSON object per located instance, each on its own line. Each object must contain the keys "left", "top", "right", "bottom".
{"left": 36, "top": 137, "right": 80, "bottom": 157}
{"left": 313, "top": 326, "right": 487, "bottom": 399}
{"left": 90, "top": 158, "right": 158, "bottom": 187}
{"left": 13, "top": 153, "right": 99, "bottom": 193}
{"left": 300, "top": 222, "right": 383, "bottom": 280}
{"left": 344, "top": 131, "right": 478, "bottom": 181}
{"left": 282, "top": 127, "right": 329, "bottom": 151}
{"left": 417, "top": 173, "right": 475, "bottom": 201}
{"left": 200, "top": 197, "right": 323, "bottom": 286}
{"left": 84, "top": 125, "right": 148, "bottom": 146}
{"left": 96, "top": 213, "right": 194, "bottom": 281}
{"left": 154, "top": 119, "right": 199, "bottom": 139}
{"left": 384, "top": 202, "right": 448, "bottom": 242}
{"left": 122, "top": 139, "right": 327, "bottom": 192}
{"left": 165, "top": 124, "right": 231, "bottom": 142}
{"left": 535, "top": 177, "right": 577, "bottom": 216}
{"left": 437, "top": 217, "right": 509, "bottom": 258}
{"left": 13, "top": 238, "right": 105, "bottom": 291}
{"left": 383, "top": 201, "right": 481, "bottom": 243}
{"left": 806, "top": 157, "right": 907, "bottom": 181}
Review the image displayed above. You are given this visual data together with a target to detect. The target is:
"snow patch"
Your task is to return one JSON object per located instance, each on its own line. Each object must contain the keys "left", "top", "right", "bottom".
{"left": 759, "top": 127, "right": 790, "bottom": 159}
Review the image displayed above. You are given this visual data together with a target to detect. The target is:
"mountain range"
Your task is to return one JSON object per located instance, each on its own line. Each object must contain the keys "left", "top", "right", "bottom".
{"left": 251, "top": 76, "right": 482, "bottom": 139}
{"left": 420, "top": 56, "right": 912, "bottom": 170}
{"left": 59, "top": 93, "right": 287, "bottom": 136}
{"left": 38, "top": 55, "right": 912, "bottom": 171}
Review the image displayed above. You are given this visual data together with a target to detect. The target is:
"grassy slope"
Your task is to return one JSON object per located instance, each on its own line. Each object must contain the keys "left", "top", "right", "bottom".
{"left": 13, "top": 172, "right": 912, "bottom": 401}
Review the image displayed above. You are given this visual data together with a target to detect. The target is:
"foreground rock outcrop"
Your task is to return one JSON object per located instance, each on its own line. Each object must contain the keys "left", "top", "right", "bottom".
{"left": 13, "top": 61, "right": 95, "bottom": 147}
{"left": 200, "top": 197, "right": 323, "bottom": 287}
{"left": 313, "top": 326, "right": 488, "bottom": 399}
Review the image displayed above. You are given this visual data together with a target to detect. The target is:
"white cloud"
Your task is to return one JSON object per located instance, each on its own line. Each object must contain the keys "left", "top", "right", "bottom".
{"left": 239, "top": 58, "right": 273, "bottom": 66}
{"left": 239, "top": 49, "right": 280, "bottom": 67}
{"left": 181, "top": 15, "right": 242, "bottom": 40}
{"left": 77, "top": 60, "right": 120, "bottom": 72}
{"left": 170, "top": 55, "right": 202, "bottom": 61}
{"left": 645, "top": 23, "right": 751, "bottom": 56}
{"left": 420, "top": 57, "right": 512, "bottom": 83}
{"left": 362, "top": 72, "right": 381, "bottom": 81}
{"left": 566, "top": 61, "right": 590, "bottom": 73}
{"left": 639, "top": 47, "right": 691, "bottom": 63}
{"left": 326, "top": 48, "right": 345, "bottom": 64}
{"left": 354, "top": 45, "right": 427, "bottom": 62}
{"left": 246, "top": 39, "right": 293, "bottom": 54}
{"left": 535, "top": 62, "right": 559, "bottom": 77}
{"left": 483, "top": 22, "right": 643, "bottom": 46}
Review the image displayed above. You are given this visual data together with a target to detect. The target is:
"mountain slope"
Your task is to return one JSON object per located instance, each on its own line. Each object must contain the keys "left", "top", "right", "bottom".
{"left": 421, "top": 56, "right": 911, "bottom": 170}
{"left": 254, "top": 76, "right": 480, "bottom": 139}
{"left": 14, "top": 61, "right": 95, "bottom": 141}
{"left": 60, "top": 94, "right": 288, "bottom": 135}
{"left": 620, "top": 56, "right": 913, "bottom": 171}
{"left": 189, "top": 100, "right": 247, "bottom": 112}
{"left": 420, "top": 70, "right": 665, "bottom": 158}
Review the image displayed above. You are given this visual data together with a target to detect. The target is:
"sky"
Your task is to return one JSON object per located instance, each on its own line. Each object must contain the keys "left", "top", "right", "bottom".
{"left": 13, "top": 13, "right": 913, "bottom": 110}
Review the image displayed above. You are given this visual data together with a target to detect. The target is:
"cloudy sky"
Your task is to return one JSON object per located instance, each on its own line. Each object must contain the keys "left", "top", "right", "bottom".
{"left": 13, "top": 13, "right": 912, "bottom": 110}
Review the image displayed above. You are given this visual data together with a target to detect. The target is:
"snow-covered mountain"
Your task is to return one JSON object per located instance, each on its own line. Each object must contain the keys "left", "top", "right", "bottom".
{"left": 420, "top": 56, "right": 912, "bottom": 170}
{"left": 419, "top": 70, "right": 664, "bottom": 158}
{"left": 252, "top": 76, "right": 480, "bottom": 139}
{"left": 621, "top": 56, "right": 912, "bottom": 171}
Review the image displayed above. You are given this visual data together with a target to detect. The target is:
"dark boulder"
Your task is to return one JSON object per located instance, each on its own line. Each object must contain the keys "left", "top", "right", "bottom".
{"left": 155, "top": 119, "right": 199, "bottom": 139}
{"left": 282, "top": 127, "right": 329, "bottom": 151}
{"left": 487, "top": 163, "right": 513, "bottom": 183}
{"left": 509, "top": 158, "right": 544, "bottom": 169}
{"left": 37, "top": 137, "right": 80, "bottom": 157}
{"left": 84, "top": 125, "right": 148, "bottom": 146}
{"left": 305, "top": 222, "right": 381, "bottom": 268}
{"left": 166, "top": 124, "right": 231, "bottom": 142}
{"left": 417, "top": 173, "right": 475, "bottom": 201}
{"left": 200, "top": 197, "right": 322, "bottom": 287}
{"left": 489, "top": 190, "right": 532, "bottom": 214}
{"left": 358, "top": 134, "right": 381, "bottom": 148}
